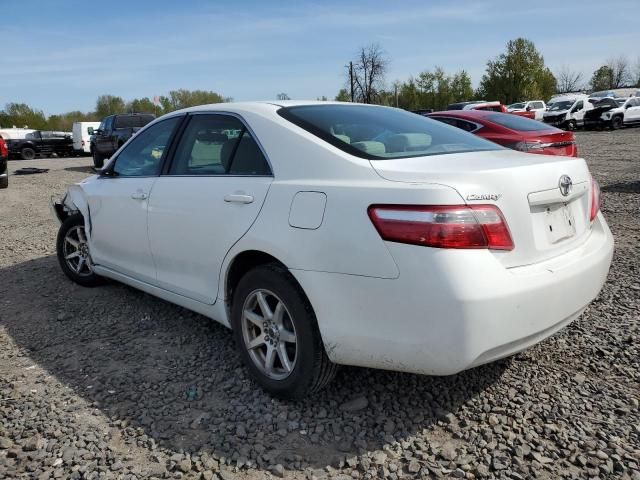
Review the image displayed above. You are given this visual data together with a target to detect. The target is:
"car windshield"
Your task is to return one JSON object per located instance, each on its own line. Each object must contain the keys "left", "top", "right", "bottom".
{"left": 508, "top": 103, "right": 525, "bottom": 109}
{"left": 278, "top": 104, "right": 501, "bottom": 159}
{"left": 615, "top": 99, "right": 626, "bottom": 106}
{"left": 548, "top": 101, "right": 574, "bottom": 111}
{"left": 487, "top": 113, "right": 553, "bottom": 131}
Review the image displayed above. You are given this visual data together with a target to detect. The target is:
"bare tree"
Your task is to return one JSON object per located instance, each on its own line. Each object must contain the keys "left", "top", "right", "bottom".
{"left": 606, "top": 55, "right": 632, "bottom": 88}
{"left": 635, "top": 57, "right": 640, "bottom": 87}
{"left": 556, "top": 65, "right": 583, "bottom": 93}
{"left": 276, "top": 93, "right": 290, "bottom": 101}
{"left": 347, "top": 44, "right": 388, "bottom": 104}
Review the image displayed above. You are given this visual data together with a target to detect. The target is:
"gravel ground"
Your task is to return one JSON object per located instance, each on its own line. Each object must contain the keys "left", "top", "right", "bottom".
{"left": 1, "top": 130, "right": 639, "bottom": 480}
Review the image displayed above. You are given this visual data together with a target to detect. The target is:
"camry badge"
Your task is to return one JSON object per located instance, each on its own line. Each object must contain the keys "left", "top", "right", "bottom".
{"left": 558, "top": 175, "right": 572, "bottom": 197}
{"left": 466, "top": 193, "right": 502, "bottom": 201}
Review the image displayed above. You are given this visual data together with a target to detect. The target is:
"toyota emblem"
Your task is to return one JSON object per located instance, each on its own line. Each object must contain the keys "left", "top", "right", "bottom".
{"left": 558, "top": 175, "right": 572, "bottom": 196}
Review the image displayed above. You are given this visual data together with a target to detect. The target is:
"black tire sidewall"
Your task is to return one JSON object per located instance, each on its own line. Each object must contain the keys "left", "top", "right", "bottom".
{"left": 231, "top": 265, "right": 321, "bottom": 398}
{"left": 56, "top": 213, "right": 103, "bottom": 287}
{"left": 93, "top": 151, "right": 104, "bottom": 169}
{"left": 612, "top": 117, "right": 622, "bottom": 129}
{"left": 0, "top": 175, "right": 7, "bottom": 189}
{"left": 21, "top": 147, "right": 35, "bottom": 160}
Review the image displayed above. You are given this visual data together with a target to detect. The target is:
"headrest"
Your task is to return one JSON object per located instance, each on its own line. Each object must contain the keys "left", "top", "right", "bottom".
{"left": 351, "top": 141, "right": 386, "bottom": 155}
{"left": 385, "top": 133, "right": 432, "bottom": 152}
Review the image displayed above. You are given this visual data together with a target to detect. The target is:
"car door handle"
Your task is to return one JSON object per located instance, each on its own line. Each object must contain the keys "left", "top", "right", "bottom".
{"left": 224, "top": 194, "right": 254, "bottom": 204}
{"left": 131, "top": 192, "right": 148, "bottom": 200}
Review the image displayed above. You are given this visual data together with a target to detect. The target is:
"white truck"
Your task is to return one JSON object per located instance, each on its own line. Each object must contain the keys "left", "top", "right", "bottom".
{"left": 542, "top": 94, "right": 594, "bottom": 130}
{"left": 506, "top": 100, "right": 546, "bottom": 120}
{"left": 72, "top": 122, "right": 101, "bottom": 155}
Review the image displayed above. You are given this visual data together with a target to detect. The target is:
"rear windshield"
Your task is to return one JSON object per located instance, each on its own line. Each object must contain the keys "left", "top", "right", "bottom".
{"left": 114, "top": 114, "right": 155, "bottom": 129}
{"left": 487, "top": 113, "right": 553, "bottom": 131}
{"left": 278, "top": 104, "right": 500, "bottom": 159}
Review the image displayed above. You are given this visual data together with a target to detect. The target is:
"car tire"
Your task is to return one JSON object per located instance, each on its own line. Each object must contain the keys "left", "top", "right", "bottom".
{"left": 56, "top": 213, "right": 104, "bottom": 287}
{"left": 566, "top": 119, "right": 577, "bottom": 131}
{"left": 0, "top": 175, "right": 7, "bottom": 189}
{"left": 611, "top": 116, "right": 623, "bottom": 130}
{"left": 21, "top": 147, "right": 36, "bottom": 160}
{"left": 231, "top": 263, "right": 337, "bottom": 399}
{"left": 92, "top": 150, "right": 104, "bottom": 169}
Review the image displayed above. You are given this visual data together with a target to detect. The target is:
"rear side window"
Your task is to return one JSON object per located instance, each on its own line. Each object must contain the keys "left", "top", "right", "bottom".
{"left": 486, "top": 113, "right": 553, "bottom": 131}
{"left": 430, "top": 116, "right": 479, "bottom": 132}
{"left": 279, "top": 105, "right": 499, "bottom": 160}
{"left": 169, "top": 114, "right": 270, "bottom": 176}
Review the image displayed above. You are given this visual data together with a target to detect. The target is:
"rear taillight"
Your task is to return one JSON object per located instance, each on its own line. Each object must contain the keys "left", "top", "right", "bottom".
{"left": 589, "top": 176, "right": 601, "bottom": 223}
{"left": 0, "top": 139, "right": 7, "bottom": 157}
{"left": 368, "top": 204, "right": 514, "bottom": 250}
{"left": 511, "top": 140, "right": 545, "bottom": 152}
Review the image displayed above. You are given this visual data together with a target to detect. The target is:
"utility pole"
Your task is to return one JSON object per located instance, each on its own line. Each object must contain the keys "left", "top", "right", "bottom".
{"left": 349, "top": 61, "right": 355, "bottom": 102}
{"left": 394, "top": 83, "right": 398, "bottom": 107}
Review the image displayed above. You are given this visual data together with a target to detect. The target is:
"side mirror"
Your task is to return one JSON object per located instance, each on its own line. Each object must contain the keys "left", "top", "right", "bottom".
{"left": 526, "top": 106, "right": 531, "bottom": 111}
{"left": 87, "top": 127, "right": 94, "bottom": 135}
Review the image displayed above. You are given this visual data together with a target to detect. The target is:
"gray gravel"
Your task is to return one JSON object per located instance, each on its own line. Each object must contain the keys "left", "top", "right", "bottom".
{"left": 1, "top": 130, "right": 639, "bottom": 480}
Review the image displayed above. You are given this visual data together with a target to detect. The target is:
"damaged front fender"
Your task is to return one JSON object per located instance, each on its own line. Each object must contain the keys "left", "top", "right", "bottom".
{"left": 50, "top": 184, "right": 92, "bottom": 234}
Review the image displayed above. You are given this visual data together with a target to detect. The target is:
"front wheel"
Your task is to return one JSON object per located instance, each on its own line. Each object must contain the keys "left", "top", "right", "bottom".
{"left": 0, "top": 175, "right": 7, "bottom": 189}
{"left": 611, "top": 116, "right": 623, "bottom": 130}
{"left": 21, "top": 147, "right": 36, "bottom": 160}
{"left": 56, "top": 213, "right": 104, "bottom": 287}
{"left": 566, "top": 119, "right": 577, "bottom": 131}
{"left": 231, "top": 264, "right": 337, "bottom": 399}
{"left": 92, "top": 150, "right": 104, "bottom": 169}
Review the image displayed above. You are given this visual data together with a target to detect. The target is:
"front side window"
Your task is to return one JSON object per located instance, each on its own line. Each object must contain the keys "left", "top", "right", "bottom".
{"left": 169, "top": 114, "right": 270, "bottom": 175}
{"left": 279, "top": 105, "right": 500, "bottom": 159}
{"left": 112, "top": 117, "right": 181, "bottom": 177}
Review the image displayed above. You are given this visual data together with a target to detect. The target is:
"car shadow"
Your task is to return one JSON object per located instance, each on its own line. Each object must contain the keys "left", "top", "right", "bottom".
{"left": 0, "top": 255, "right": 508, "bottom": 471}
{"left": 64, "top": 166, "right": 97, "bottom": 174}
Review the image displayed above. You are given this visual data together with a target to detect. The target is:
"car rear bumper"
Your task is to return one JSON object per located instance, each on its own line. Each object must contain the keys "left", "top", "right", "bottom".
{"left": 292, "top": 213, "right": 613, "bottom": 375}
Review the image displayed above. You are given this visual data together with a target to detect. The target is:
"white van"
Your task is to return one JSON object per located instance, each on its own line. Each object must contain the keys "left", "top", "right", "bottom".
{"left": 72, "top": 122, "right": 101, "bottom": 154}
{"left": 542, "top": 94, "right": 593, "bottom": 130}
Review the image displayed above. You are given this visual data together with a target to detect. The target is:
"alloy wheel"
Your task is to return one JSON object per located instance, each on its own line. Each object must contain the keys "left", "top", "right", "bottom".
{"left": 62, "top": 225, "right": 94, "bottom": 277}
{"left": 241, "top": 289, "right": 298, "bottom": 380}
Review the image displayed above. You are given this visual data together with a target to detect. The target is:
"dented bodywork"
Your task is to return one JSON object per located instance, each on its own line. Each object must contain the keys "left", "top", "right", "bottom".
{"left": 51, "top": 183, "right": 92, "bottom": 234}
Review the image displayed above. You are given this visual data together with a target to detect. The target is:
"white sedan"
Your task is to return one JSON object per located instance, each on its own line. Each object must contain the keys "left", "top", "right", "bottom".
{"left": 52, "top": 102, "right": 614, "bottom": 398}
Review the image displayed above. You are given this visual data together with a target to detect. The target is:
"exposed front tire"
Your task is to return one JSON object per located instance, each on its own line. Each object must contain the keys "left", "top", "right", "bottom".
{"left": 56, "top": 213, "right": 104, "bottom": 287}
{"left": 21, "top": 147, "right": 36, "bottom": 160}
{"left": 566, "top": 119, "right": 577, "bottom": 131}
{"left": 231, "top": 264, "right": 337, "bottom": 399}
{"left": 92, "top": 150, "right": 104, "bottom": 169}
{"left": 0, "top": 175, "right": 7, "bottom": 189}
{"left": 611, "top": 116, "right": 623, "bottom": 130}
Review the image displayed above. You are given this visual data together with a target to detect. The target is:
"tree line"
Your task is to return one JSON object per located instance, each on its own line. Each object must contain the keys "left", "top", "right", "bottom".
{"left": 0, "top": 89, "right": 229, "bottom": 132}
{"left": 337, "top": 38, "right": 640, "bottom": 109}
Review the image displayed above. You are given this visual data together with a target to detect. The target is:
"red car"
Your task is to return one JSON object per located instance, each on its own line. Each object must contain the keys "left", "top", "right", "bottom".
{"left": 428, "top": 110, "right": 577, "bottom": 157}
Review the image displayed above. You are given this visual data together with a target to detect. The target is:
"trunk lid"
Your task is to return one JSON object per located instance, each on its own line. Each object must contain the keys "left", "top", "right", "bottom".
{"left": 370, "top": 149, "right": 592, "bottom": 268}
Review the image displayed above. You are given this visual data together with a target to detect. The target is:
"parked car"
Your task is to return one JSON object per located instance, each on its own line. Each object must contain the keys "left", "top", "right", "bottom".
{"left": 428, "top": 110, "right": 578, "bottom": 156}
{"left": 90, "top": 113, "right": 155, "bottom": 168}
{"left": 447, "top": 100, "right": 506, "bottom": 112}
{"left": 6, "top": 130, "right": 74, "bottom": 160}
{"left": 73, "top": 122, "right": 101, "bottom": 155}
{"left": 0, "top": 128, "right": 35, "bottom": 141}
{"left": 588, "top": 90, "right": 615, "bottom": 101}
{"left": 52, "top": 102, "right": 613, "bottom": 398}
{"left": 0, "top": 137, "right": 8, "bottom": 188}
{"left": 584, "top": 97, "right": 640, "bottom": 129}
{"left": 542, "top": 94, "right": 594, "bottom": 130}
{"left": 506, "top": 100, "right": 546, "bottom": 120}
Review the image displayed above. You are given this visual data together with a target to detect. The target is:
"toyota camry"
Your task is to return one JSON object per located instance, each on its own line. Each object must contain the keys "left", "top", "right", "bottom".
{"left": 52, "top": 102, "right": 614, "bottom": 398}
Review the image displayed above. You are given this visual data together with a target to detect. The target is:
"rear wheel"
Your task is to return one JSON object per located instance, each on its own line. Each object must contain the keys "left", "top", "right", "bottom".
{"left": 231, "top": 264, "right": 337, "bottom": 399}
{"left": 21, "top": 147, "right": 36, "bottom": 160}
{"left": 92, "top": 150, "right": 104, "bottom": 169}
{"left": 0, "top": 175, "right": 7, "bottom": 189}
{"left": 611, "top": 116, "right": 623, "bottom": 130}
{"left": 56, "top": 213, "right": 104, "bottom": 287}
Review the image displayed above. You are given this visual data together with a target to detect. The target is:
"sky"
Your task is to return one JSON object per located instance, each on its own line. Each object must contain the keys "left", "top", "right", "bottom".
{"left": 2, "top": 0, "right": 639, "bottom": 115}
